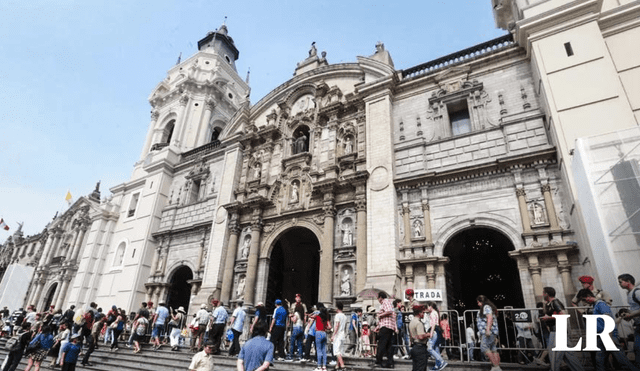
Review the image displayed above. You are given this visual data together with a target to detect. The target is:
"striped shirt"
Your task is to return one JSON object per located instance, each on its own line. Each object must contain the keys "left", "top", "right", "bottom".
{"left": 377, "top": 299, "right": 397, "bottom": 332}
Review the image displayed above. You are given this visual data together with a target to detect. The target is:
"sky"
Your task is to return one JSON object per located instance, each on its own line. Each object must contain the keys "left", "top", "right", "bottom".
{"left": 0, "top": 0, "right": 505, "bottom": 238}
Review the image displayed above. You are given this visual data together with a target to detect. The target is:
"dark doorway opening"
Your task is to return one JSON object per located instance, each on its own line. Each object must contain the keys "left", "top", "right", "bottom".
{"left": 444, "top": 228, "right": 524, "bottom": 313}
{"left": 266, "top": 227, "right": 320, "bottom": 313}
{"left": 167, "top": 266, "right": 193, "bottom": 313}
{"left": 43, "top": 283, "right": 58, "bottom": 312}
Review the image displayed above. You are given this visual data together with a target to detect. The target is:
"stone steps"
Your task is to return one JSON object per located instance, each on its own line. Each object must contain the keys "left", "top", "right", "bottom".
{"left": 0, "top": 337, "right": 550, "bottom": 371}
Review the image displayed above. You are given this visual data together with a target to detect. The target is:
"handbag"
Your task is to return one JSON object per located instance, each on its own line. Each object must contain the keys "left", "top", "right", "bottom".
{"left": 24, "top": 338, "right": 40, "bottom": 355}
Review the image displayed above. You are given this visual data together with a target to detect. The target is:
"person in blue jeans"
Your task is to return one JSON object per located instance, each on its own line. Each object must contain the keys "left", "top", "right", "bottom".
{"left": 619, "top": 273, "right": 640, "bottom": 369}
{"left": 311, "top": 303, "right": 332, "bottom": 371}
{"left": 287, "top": 308, "right": 304, "bottom": 361}
{"left": 269, "top": 299, "right": 288, "bottom": 360}
{"left": 425, "top": 302, "right": 447, "bottom": 371}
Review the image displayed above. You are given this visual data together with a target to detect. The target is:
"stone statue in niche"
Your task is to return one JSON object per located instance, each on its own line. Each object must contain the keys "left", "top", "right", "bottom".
{"left": 413, "top": 220, "right": 422, "bottom": 238}
{"left": 532, "top": 202, "right": 545, "bottom": 224}
{"left": 290, "top": 183, "right": 299, "bottom": 203}
{"left": 294, "top": 133, "right": 308, "bottom": 154}
{"left": 253, "top": 163, "right": 261, "bottom": 180}
{"left": 341, "top": 222, "right": 353, "bottom": 246}
{"left": 344, "top": 136, "right": 353, "bottom": 154}
{"left": 341, "top": 270, "right": 351, "bottom": 296}
{"left": 236, "top": 276, "right": 246, "bottom": 300}
{"left": 241, "top": 236, "right": 250, "bottom": 259}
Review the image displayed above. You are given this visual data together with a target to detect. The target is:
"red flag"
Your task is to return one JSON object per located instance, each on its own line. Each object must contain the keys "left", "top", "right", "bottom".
{"left": 0, "top": 219, "right": 9, "bottom": 231}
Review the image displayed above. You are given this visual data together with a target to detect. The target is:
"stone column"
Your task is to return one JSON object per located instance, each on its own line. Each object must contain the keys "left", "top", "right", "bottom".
{"left": 38, "top": 234, "right": 55, "bottom": 268}
{"left": 516, "top": 188, "right": 532, "bottom": 233}
{"left": 11, "top": 245, "right": 20, "bottom": 260}
{"left": 70, "top": 227, "right": 87, "bottom": 263}
{"left": 55, "top": 275, "right": 72, "bottom": 310}
{"left": 173, "top": 94, "right": 189, "bottom": 148}
{"left": 31, "top": 278, "right": 46, "bottom": 308}
{"left": 355, "top": 198, "right": 367, "bottom": 293}
{"left": 51, "top": 279, "right": 62, "bottom": 308}
{"left": 422, "top": 201, "right": 433, "bottom": 245}
{"left": 196, "top": 235, "right": 206, "bottom": 274}
{"left": 47, "top": 232, "right": 63, "bottom": 264}
{"left": 405, "top": 264, "right": 414, "bottom": 289}
{"left": 197, "top": 99, "right": 215, "bottom": 147}
{"left": 319, "top": 200, "right": 336, "bottom": 305}
{"left": 527, "top": 255, "right": 544, "bottom": 303}
{"left": 402, "top": 203, "right": 411, "bottom": 246}
{"left": 426, "top": 262, "right": 436, "bottom": 289}
{"left": 541, "top": 184, "right": 560, "bottom": 230}
{"left": 556, "top": 251, "right": 574, "bottom": 300}
{"left": 244, "top": 210, "right": 263, "bottom": 307}
{"left": 220, "top": 218, "right": 240, "bottom": 304}
{"left": 141, "top": 110, "right": 160, "bottom": 158}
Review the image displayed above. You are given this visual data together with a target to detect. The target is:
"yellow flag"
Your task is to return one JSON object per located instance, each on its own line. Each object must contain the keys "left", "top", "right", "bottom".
{"left": 65, "top": 190, "right": 73, "bottom": 204}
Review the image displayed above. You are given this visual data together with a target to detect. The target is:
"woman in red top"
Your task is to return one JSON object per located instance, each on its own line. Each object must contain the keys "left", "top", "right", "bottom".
{"left": 439, "top": 313, "right": 452, "bottom": 360}
{"left": 310, "top": 303, "right": 332, "bottom": 371}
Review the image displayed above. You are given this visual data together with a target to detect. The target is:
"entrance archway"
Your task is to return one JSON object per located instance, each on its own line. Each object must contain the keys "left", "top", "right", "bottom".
{"left": 266, "top": 227, "right": 320, "bottom": 312}
{"left": 443, "top": 227, "right": 524, "bottom": 312}
{"left": 166, "top": 266, "right": 193, "bottom": 312}
{"left": 42, "top": 283, "right": 58, "bottom": 311}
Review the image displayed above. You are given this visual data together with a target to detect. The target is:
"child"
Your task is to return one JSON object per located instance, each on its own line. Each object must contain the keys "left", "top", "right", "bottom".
{"left": 361, "top": 321, "right": 371, "bottom": 357}
{"left": 60, "top": 333, "right": 82, "bottom": 371}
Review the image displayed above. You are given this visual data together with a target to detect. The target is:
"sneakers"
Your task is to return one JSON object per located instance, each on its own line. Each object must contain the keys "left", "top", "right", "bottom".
{"left": 489, "top": 367, "right": 502, "bottom": 371}
{"left": 314, "top": 367, "right": 323, "bottom": 371}
{"left": 329, "top": 360, "right": 337, "bottom": 366}
{"left": 402, "top": 355, "right": 410, "bottom": 359}
{"left": 285, "top": 357, "right": 293, "bottom": 362}
{"left": 393, "top": 355, "right": 399, "bottom": 359}
{"left": 438, "top": 361, "right": 448, "bottom": 370}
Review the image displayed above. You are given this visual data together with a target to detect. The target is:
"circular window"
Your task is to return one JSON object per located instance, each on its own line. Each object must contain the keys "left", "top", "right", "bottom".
{"left": 228, "top": 93, "right": 233, "bottom": 99}
{"left": 205, "top": 61, "right": 210, "bottom": 65}
{"left": 194, "top": 103, "right": 199, "bottom": 106}
{"left": 225, "top": 55, "right": 231, "bottom": 63}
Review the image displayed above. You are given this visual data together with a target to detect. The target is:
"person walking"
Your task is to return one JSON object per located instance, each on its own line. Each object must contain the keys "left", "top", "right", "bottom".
{"left": 53, "top": 323, "right": 70, "bottom": 367}
{"left": 24, "top": 325, "right": 55, "bottom": 371}
{"left": 104, "top": 305, "right": 118, "bottom": 346}
{"left": 375, "top": 292, "right": 397, "bottom": 369}
{"left": 110, "top": 309, "right": 126, "bottom": 351}
{"left": 210, "top": 300, "right": 228, "bottom": 355}
{"left": 394, "top": 299, "right": 410, "bottom": 359}
{"left": 192, "top": 304, "right": 210, "bottom": 352}
{"left": 169, "top": 306, "right": 186, "bottom": 351}
{"left": 311, "top": 303, "right": 331, "bottom": 371}
{"left": 80, "top": 316, "right": 104, "bottom": 366}
{"left": 332, "top": 303, "right": 348, "bottom": 370}
{"left": 59, "top": 334, "right": 81, "bottom": 371}
{"left": 345, "top": 307, "right": 362, "bottom": 356}
{"left": 540, "top": 287, "right": 584, "bottom": 371}
{"left": 2, "top": 322, "right": 31, "bottom": 371}
{"left": 269, "top": 299, "right": 287, "bottom": 361}
{"left": 152, "top": 302, "right": 170, "bottom": 351}
{"left": 228, "top": 302, "right": 246, "bottom": 356}
{"left": 237, "top": 321, "right": 273, "bottom": 371}
{"left": 408, "top": 305, "right": 429, "bottom": 371}
{"left": 576, "top": 288, "right": 639, "bottom": 371}
{"left": 619, "top": 273, "right": 640, "bottom": 368}
{"left": 127, "top": 302, "right": 149, "bottom": 348}
{"left": 131, "top": 312, "right": 149, "bottom": 354}
{"left": 425, "top": 302, "right": 447, "bottom": 371}
{"left": 476, "top": 295, "right": 500, "bottom": 371}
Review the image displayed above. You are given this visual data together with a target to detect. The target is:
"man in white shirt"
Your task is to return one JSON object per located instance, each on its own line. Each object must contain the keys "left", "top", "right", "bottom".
{"left": 332, "top": 303, "right": 348, "bottom": 370}
{"left": 229, "top": 302, "right": 246, "bottom": 356}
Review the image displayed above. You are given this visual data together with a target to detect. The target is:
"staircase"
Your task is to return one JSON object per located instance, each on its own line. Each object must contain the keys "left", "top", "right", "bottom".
{"left": 0, "top": 338, "right": 550, "bottom": 371}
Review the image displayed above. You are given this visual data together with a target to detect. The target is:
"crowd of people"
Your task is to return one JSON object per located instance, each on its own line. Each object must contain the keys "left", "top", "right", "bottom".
{"left": 1, "top": 271, "right": 639, "bottom": 371}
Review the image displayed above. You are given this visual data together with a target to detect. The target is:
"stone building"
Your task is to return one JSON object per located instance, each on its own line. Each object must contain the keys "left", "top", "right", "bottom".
{"left": 2, "top": 0, "right": 639, "bottom": 314}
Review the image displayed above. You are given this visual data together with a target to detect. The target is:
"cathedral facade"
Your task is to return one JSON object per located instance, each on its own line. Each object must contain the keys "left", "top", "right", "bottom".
{"left": 2, "top": 0, "right": 639, "bottom": 314}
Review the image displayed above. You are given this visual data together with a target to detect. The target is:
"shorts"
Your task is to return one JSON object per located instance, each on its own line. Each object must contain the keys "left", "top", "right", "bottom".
{"left": 333, "top": 333, "right": 345, "bottom": 356}
{"left": 152, "top": 324, "right": 165, "bottom": 338}
{"left": 480, "top": 333, "right": 498, "bottom": 353}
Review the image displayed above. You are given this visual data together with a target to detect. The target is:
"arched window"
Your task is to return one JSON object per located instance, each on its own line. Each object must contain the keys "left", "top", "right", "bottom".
{"left": 211, "top": 127, "right": 222, "bottom": 142}
{"left": 113, "top": 242, "right": 126, "bottom": 268}
{"left": 162, "top": 120, "right": 175, "bottom": 144}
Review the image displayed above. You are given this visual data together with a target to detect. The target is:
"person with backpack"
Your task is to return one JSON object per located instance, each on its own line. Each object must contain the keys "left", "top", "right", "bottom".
{"left": 169, "top": 306, "right": 186, "bottom": 351}
{"left": 540, "top": 287, "right": 584, "bottom": 371}
{"left": 132, "top": 311, "right": 149, "bottom": 354}
{"left": 618, "top": 273, "right": 640, "bottom": 368}
{"left": 62, "top": 305, "right": 75, "bottom": 330}
{"left": 52, "top": 323, "right": 70, "bottom": 367}
{"left": 110, "top": 309, "right": 126, "bottom": 351}
{"left": 24, "top": 324, "right": 55, "bottom": 371}
{"left": 104, "top": 305, "right": 118, "bottom": 346}
{"left": 2, "top": 322, "right": 31, "bottom": 371}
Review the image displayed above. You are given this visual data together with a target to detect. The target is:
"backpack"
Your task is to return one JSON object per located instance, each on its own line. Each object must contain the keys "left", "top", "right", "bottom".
{"left": 73, "top": 308, "right": 86, "bottom": 325}
{"left": 4, "top": 335, "right": 20, "bottom": 351}
{"left": 136, "top": 318, "right": 148, "bottom": 335}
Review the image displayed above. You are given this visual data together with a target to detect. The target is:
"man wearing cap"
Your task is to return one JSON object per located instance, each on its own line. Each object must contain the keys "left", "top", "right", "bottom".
{"left": 571, "top": 275, "right": 612, "bottom": 312}
{"left": 192, "top": 304, "right": 211, "bottom": 352}
{"left": 408, "top": 305, "right": 429, "bottom": 371}
{"left": 210, "top": 300, "right": 228, "bottom": 355}
{"left": 228, "top": 301, "right": 246, "bottom": 357}
{"left": 269, "top": 299, "right": 288, "bottom": 361}
{"left": 60, "top": 333, "right": 82, "bottom": 371}
{"left": 406, "top": 289, "right": 417, "bottom": 309}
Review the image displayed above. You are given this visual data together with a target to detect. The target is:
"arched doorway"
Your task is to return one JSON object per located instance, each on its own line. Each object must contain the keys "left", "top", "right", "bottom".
{"left": 166, "top": 266, "right": 193, "bottom": 312}
{"left": 266, "top": 227, "right": 320, "bottom": 312}
{"left": 42, "top": 283, "right": 58, "bottom": 311}
{"left": 443, "top": 227, "right": 524, "bottom": 313}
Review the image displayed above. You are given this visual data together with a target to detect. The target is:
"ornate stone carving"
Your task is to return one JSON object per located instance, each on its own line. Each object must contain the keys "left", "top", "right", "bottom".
{"left": 515, "top": 188, "right": 526, "bottom": 197}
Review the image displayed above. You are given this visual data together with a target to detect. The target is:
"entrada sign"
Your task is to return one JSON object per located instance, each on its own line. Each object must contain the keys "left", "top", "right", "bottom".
{"left": 406, "top": 289, "right": 443, "bottom": 301}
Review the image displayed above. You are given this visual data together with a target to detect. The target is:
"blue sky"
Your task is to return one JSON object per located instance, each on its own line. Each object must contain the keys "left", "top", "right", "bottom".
{"left": 0, "top": 0, "right": 505, "bottom": 238}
